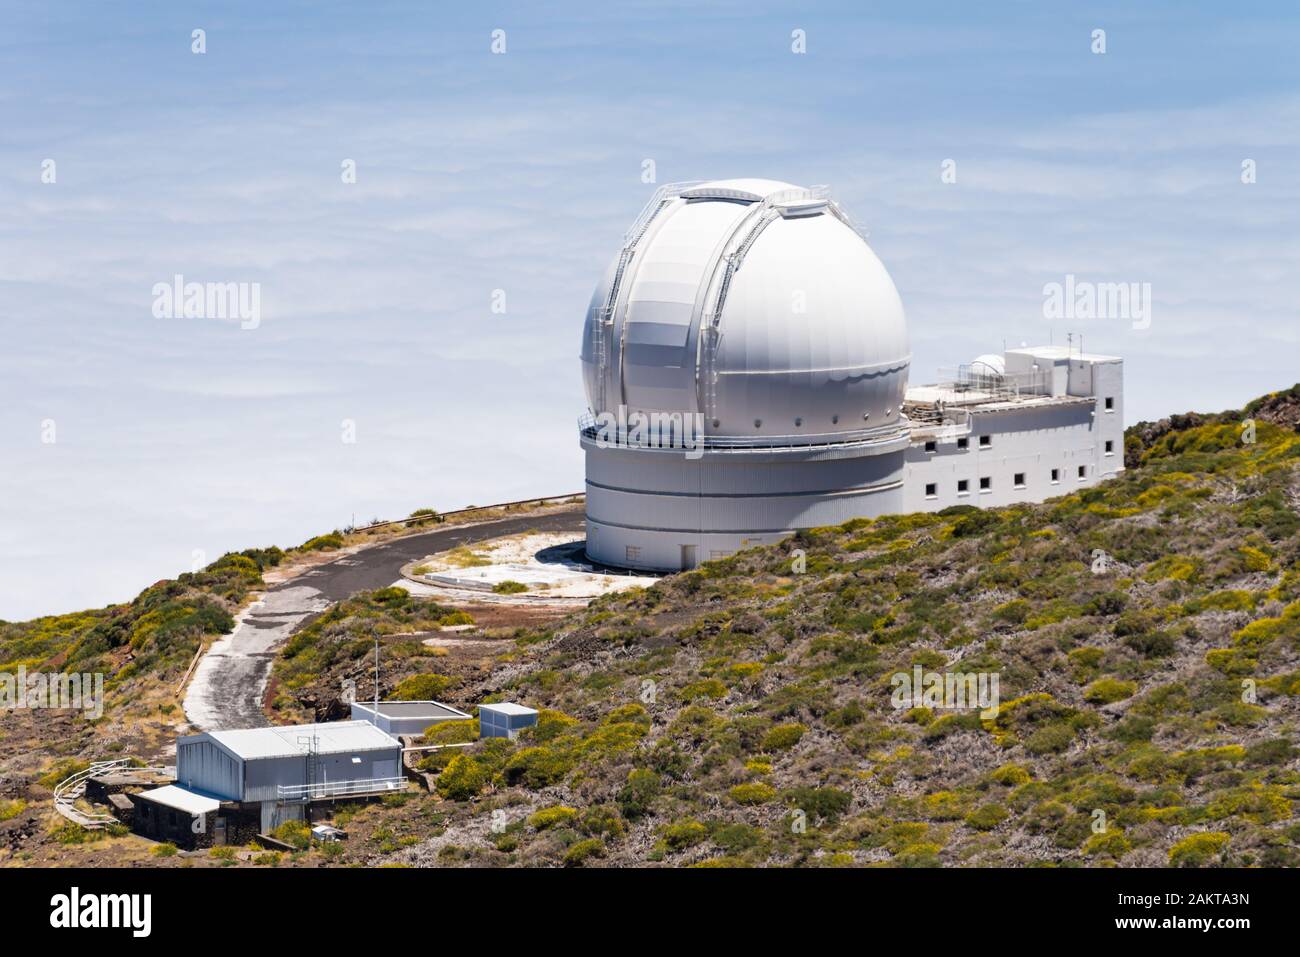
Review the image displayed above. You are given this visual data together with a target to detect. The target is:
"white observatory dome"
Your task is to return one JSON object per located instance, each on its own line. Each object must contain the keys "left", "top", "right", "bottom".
{"left": 970, "top": 353, "right": 1006, "bottom": 381}
{"left": 581, "top": 179, "right": 910, "bottom": 446}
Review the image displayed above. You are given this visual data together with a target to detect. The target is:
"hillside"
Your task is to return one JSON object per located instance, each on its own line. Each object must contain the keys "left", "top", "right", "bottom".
{"left": 3, "top": 390, "right": 1299, "bottom": 868}
{"left": 211, "top": 386, "right": 1300, "bottom": 870}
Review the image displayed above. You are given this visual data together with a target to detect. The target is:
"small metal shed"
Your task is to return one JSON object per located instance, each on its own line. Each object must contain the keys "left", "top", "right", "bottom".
{"left": 350, "top": 700, "right": 473, "bottom": 737}
{"left": 176, "top": 720, "right": 404, "bottom": 830}
{"left": 478, "top": 702, "right": 539, "bottom": 739}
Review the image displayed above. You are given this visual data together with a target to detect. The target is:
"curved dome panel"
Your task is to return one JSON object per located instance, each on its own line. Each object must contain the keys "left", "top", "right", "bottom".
{"left": 712, "top": 212, "right": 908, "bottom": 439}
{"left": 620, "top": 199, "right": 750, "bottom": 414}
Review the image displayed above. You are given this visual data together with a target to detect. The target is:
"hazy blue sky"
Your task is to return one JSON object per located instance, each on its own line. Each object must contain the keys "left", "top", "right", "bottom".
{"left": 2, "top": 2, "right": 1297, "bottom": 619}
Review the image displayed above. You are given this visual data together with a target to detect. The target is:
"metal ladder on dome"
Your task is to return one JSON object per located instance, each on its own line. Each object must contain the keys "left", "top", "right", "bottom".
{"left": 698, "top": 198, "right": 788, "bottom": 422}
{"left": 591, "top": 182, "right": 700, "bottom": 412}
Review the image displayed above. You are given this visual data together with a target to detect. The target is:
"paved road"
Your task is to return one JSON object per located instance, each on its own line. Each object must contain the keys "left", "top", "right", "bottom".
{"left": 183, "top": 509, "right": 586, "bottom": 731}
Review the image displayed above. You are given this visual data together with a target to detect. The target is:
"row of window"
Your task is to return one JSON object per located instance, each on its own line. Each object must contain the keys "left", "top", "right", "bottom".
{"left": 925, "top": 436, "right": 1116, "bottom": 455}
{"left": 924, "top": 464, "right": 1091, "bottom": 498}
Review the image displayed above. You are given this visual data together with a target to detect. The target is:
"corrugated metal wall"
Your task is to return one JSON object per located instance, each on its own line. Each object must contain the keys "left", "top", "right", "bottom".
{"left": 177, "top": 739, "right": 243, "bottom": 801}
{"left": 242, "top": 750, "right": 401, "bottom": 803}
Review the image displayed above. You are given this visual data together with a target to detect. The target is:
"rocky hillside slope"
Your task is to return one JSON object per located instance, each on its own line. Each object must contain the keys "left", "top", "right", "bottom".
{"left": 4, "top": 389, "right": 1299, "bottom": 868}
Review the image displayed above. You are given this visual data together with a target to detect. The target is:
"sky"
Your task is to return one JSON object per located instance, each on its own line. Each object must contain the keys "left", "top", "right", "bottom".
{"left": 2, "top": 1, "right": 1298, "bottom": 620}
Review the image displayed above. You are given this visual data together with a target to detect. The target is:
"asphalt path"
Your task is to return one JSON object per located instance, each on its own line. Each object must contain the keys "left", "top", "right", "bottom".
{"left": 182, "top": 509, "right": 586, "bottom": 731}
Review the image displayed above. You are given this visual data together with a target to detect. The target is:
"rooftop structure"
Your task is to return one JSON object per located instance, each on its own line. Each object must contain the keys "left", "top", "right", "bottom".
{"left": 479, "top": 702, "right": 539, "bottom": 740}
{"left": 351, "top": 700, "right": 473, "bottom": 737}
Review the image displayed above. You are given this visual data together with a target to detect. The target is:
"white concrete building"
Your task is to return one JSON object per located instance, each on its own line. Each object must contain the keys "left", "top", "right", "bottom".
{"left": 579, "top": 180, "right": 1123, "bottom": 572}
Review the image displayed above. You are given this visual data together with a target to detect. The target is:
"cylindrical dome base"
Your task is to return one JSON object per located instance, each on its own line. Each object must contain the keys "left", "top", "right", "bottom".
{"left": 581, "top": 431, "right": 907, "bottom": 572}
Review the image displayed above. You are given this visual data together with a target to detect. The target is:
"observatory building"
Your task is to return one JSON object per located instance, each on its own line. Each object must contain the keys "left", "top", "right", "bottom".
{"left": 579, "top": 179, "right": 1124, "bottom": 572}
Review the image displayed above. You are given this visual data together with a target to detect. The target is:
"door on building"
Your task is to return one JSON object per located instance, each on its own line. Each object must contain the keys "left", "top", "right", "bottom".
{"left": 680, "top": 545, "right": 697, "bottom": 570}
{"left": 214, "top": 816, "right": 227, "bottom": 846}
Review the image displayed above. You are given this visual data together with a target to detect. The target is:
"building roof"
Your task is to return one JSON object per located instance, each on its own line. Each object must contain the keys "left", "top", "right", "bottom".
{"left": 352, "top": 700, "right": 472, "bottom": 720}
{"left": 192, "top": 720, "right": 400, "bottom": 761}
{"left": 136, "top": 784, "right": 222, "bottom": 815}
{"left": 1006, "top": 345, "right": 1122, "bottom": 363}
{"left": 479, "top": 702, "right": 537, "bottom": 717}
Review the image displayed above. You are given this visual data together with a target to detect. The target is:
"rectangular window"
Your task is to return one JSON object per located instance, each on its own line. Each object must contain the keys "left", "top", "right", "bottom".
{"left": 625, "top": 545, "right": 641, "bottom": 562}
{"left": 1014, "top": 472, "right": 1026, "bottom": 488}
{"left": 1050, "top": 468, "right": 1060, "bottom": 483}
{"left": 1078, "top": 465, "right": 1087, "bottom": 479}
{"left": 957, "top": 479, "right": 969, "bottom": 494}
{"left": 980, "top": 476, "right": 991, "bottom": 491}
{"left": 1104, "top": 397, "right": 1114, "bottom": 411}
{"left": 924, "top": 482, "right": 937, "bottom": 498}
{"left": 1104, "top": 440, "right": 1114, "bottom": 455}
{"left": 979, "top": 435, "right": 992, "bottom": 448}
{"left": 924, "top": 441, "right": 937, "bottom": 453}
{"left": 957, "top": 437, "right": 969, "bottom": 450}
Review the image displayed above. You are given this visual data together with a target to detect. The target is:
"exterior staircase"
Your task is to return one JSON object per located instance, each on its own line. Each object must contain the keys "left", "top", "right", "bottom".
{"left": 52, "top": 759, "right": 167, "bottom": 829}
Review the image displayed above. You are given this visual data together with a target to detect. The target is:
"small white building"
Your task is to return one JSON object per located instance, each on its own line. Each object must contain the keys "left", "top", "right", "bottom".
{"left": 578, "top": 179, "right": 1124, "bottom": 571}
{"left": 351, "top": 700, "right": 473, "bottom": 737}
{"left": 478, "top": 702, "right": 538, "bottom": 740}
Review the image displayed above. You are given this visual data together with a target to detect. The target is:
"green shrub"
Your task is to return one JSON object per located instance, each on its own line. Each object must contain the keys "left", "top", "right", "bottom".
{"left": 989, "top": 764, "right": 1032, "bottom": 787}
{"left": 729, "top": 782, "right": 778, "bottom": 805}
{"left": 964, "top": 804, "right": 1009, "bottom": 831}
{"left": 436, "top": 754, "right": 488, "bottom": 800}
{"left": 301, "top": 533, "right": 344, "bottom": 552}
{"left": 502, "top": 745, "right": 574, "bottom": 788}
{"left": 273, "top": 819, "right": 311, "bottom": 850}
{"left": 563, "top": 838, "right": 605, "bottom": 867}
{"left": 580, "top": 805, "right": 626, "bottom": 839}
{"left": 617, "top": 768, "right": 660, "bottom": 819}
{"left": 1084, "top": 830, "right": 1132, "bottom": 859}
{"left": 1168, "top": 832, "right": 1230, "bottom": 867}
{"left": 782, "top": 786, "right": 852, "bottom": 822}
{"left": 0, "top": 799, "right": 25, "bottom": 822}
{"left": 528, "top": 806, "right": 578, "bottom": 830}
{"left": 1084, "top": 678, "right": 1138, "bottom": 704}
{"left": 423, "top": 719, "right": 478, "bottom": 744}
{"left": 712, "top": 822, "right": 762, "bottom": 852}
{"left": 1024, "top": 722, "right": 1076, "bottom": 755}
{"left": 492, "top": 580, "right": 528, "bottom": 595}
{"left": 151, "top": 842, "right": 178, "bottom": 858}
{"left": 391, "top": 673, "right": 452, "bottom": 700}
{"left": 680, "top": 678, "right": 727, "bottom": 701}
{"left": 760, "top": 723, "right": 806, "bottom": 751}
{"left": 661, "top": 819, "right": 707, "bottom": 851}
